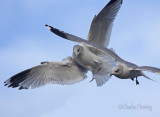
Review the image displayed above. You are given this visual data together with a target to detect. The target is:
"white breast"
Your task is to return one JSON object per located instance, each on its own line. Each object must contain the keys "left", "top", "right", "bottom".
{"left": 74, "top": 46, "right": 102, "bottom": 71}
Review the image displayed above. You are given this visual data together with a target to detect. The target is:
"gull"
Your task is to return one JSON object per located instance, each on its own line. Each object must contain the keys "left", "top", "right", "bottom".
{"left": 45, "top": 3, "right": 160, "bottom": 85}
{"left": 4, "top": 0, "right": 122, "bottom": 89}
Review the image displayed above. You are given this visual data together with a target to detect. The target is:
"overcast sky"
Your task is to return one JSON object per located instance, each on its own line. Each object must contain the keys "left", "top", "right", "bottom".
{"left": 1, "top": 0, "right": 160, "bottom": 117}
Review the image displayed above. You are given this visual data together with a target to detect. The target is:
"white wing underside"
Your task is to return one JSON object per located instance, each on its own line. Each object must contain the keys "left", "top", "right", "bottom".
{"left": 4, "top": 57, "right": 87, "bottom": 89}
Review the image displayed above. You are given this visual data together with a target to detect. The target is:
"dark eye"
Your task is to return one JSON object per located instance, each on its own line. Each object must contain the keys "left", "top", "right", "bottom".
{"left": 77, "top": 49, "right": 80, "bottom": 52}
{"left": 115, "top": 69, "right": 119, "bottom": 73}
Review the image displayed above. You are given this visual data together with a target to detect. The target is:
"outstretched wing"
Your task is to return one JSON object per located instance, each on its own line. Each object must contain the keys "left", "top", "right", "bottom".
{"left": 134, "top": 66, "right": 160, "bottom": 75}
{"left": 45, "top": 25, "right": 122, "bottom": 62}
{"left": 87, "top": 0, "right": 122, "bottom": 47}
{"left": 4, "top": 57, "right": 87, "bottom": 89}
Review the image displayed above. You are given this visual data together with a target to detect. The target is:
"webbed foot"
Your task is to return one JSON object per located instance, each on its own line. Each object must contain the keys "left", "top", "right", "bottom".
{"left": 136, "top": 77, "right": 139, "bottom": 85}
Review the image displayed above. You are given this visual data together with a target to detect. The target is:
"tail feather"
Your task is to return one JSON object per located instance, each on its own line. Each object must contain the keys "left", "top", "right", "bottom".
{"left": 92, "top": 53, "right": 115, "bottom": 86}
{"left": 93, "top": 74, "right": 110, "bottom": 87}
{"left": 142, "top": 73, "right": 156, "bottom": 82}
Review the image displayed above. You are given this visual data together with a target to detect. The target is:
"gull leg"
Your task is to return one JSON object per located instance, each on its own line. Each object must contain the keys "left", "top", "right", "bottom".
{"left": 131, "top": 78, "right": 134, "bottom": 81}
{"left": 89, "top": 78, "right": 95, "bottom": 82}
{"left": 136, "top": 77, "right": 139, "bottom": 85}
{"left": 90, "top": 71, "right": 96, "bottom": 82}
{"left": 98, "top": 67, "right": 101, "bottom": 72}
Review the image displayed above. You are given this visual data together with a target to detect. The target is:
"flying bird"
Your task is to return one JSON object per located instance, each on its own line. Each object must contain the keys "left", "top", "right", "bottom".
{"left": 45, "top": 2, "right": 160, "bottom": 85}
{"left": 4, "top": 0, "right": 122, "bottom": 89}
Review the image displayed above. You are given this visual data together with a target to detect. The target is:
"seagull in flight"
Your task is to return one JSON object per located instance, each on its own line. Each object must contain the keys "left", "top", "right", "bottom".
{"left": 46, "top": 1, "right": 160, "bottom": 85}
{"left": 4, "top": 0, "right": 123, "bottom": 89}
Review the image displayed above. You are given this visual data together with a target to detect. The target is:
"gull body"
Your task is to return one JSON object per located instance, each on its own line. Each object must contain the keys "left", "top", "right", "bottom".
{"left": 45, "top": 0, "right": 160, "bottom": 84}
{"left": 4, "top": 0, "right": 123, "bottom": 89}
{"left": 111, "top": 63, "right": 142, "bottom": 78}
{"left": 46, "top": 0, "right": 123, "bottom": 86}
{"left": 73, "top": 45, "right": 115, "bottom": 85}
{"left": 47, "top": 25, "right": 159, "bottom": 84}
{"left": 48, "top": 23, "right": 159, "bottom": 84}
{"left": 73, "top": 45, "right": 101, "bottom": 71}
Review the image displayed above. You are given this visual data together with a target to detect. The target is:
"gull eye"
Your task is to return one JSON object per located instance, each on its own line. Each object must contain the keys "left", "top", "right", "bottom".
{"left": 115, "top": 69, "right": 119, "bottom": 73}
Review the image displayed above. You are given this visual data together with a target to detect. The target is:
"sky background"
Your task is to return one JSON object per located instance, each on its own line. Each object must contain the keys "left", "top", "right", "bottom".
{"left": 1, "top": 0, "right": 160, "bottom": 117}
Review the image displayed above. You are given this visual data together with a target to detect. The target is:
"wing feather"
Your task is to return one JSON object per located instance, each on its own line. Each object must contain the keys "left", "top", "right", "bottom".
{"left": 45, "top": 25, "right": 122, "bottom": 62}
{"left": 135, "top": 66, "right": 160, "bottom": 75}
{"left": 4, "top": 57, "right": 87, "bottom": 89}
{"left": 87, "top": 0, "right": 122, "bottom": 47}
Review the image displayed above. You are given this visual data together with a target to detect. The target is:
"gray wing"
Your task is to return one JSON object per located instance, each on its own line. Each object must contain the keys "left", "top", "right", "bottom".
{"left": 4, "top": 56, "right": 87, "bottom": 90}
{"left": 45, "top": 25, "right": 122, "bottom": 62}
{"left": 134, "top": 66, "right": 160, "bottom": 75}
{"left": 87, "top": 0, "right": 122, "bottom": 47}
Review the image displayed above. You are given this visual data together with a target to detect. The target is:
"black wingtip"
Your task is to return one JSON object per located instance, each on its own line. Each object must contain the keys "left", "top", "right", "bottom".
{"left": 121, "top": 0, "right": 123, "bottom": 4}
{"left": 107, "top": 0, "right": 122, "bottom": 6}
{"left": 45, "top": 24, "right": 52, "bottom": 29}
{"left": 4, "top": 69, "right": 31, "bottom": 90}
{"left": 45, "top": 24, "right": 67, "bottom": 39}
{"left": 19, "top": 86, "right": 28, "bottom": 90}
{"left": 4, "top": 84, "right": 8, "bottom": 86}
{"left": 8, "top": 84, "right": 13, "bottom": 88}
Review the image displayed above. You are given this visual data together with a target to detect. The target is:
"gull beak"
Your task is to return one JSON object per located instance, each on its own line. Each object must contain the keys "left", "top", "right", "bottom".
{"left": 110, "top": 73, "right": 113, "bottom": 77}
